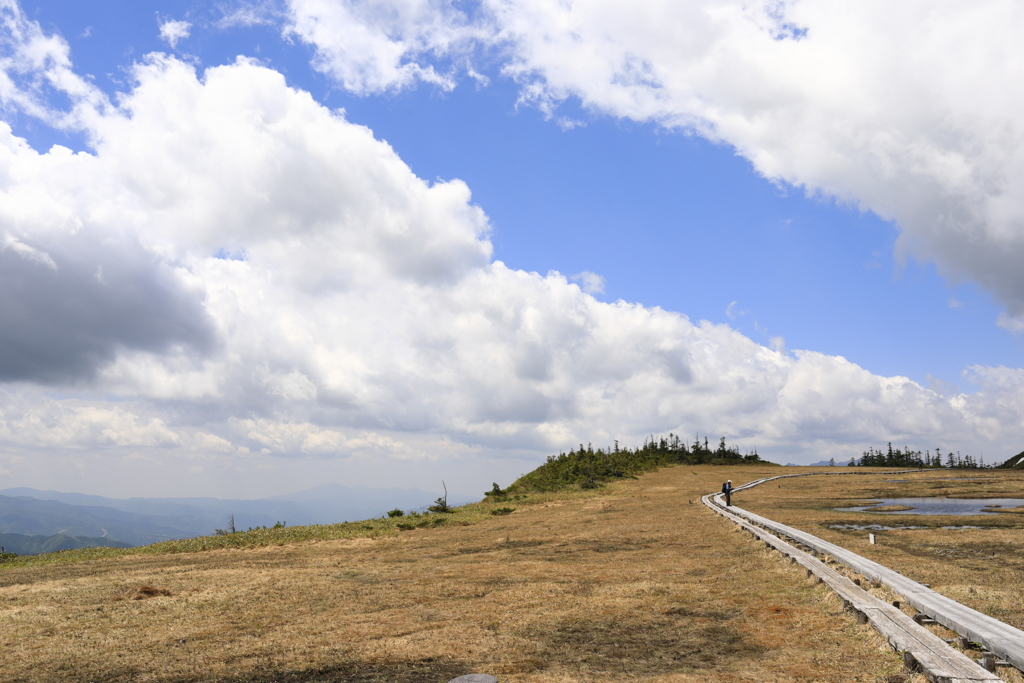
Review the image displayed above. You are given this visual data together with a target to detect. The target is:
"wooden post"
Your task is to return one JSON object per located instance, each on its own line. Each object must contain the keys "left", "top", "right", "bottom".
{"left": 980, "top": 653, "right": 996, "bottom": 672}
{"left": 856, "top": 611, "right": 868, "bottom": 625}
{"left": 869, "top": 533, "right": 875, "bottom": 544}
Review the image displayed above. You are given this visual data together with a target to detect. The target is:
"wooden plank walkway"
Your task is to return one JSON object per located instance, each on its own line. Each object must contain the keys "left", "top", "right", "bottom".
{"left": 702, "top": 475, "right": 1009, "bottom": 683}
{"left": 722, "top": 473, "right": 1024, "bottom": 673}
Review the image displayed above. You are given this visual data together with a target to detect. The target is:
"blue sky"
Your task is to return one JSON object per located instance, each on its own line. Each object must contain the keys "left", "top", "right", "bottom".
{"left": 1, "top": 0, "right": 1022, "bottom": 497}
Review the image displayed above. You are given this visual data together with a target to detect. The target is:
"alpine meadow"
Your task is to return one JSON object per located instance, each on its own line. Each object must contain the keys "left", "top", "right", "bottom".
{"left": 3, "top": 1, "right": 1024, "bottom": 682}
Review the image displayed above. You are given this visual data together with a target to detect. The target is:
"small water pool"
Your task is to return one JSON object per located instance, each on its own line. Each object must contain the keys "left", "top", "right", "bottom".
{"left": 881, "top": 477, "right": 999, "bottom": 483}
{"left": 835, "top": 497, "right": 1024, "bottom": 515}
{"left": 827, "top": 523, "right": 982, "bottom": 531}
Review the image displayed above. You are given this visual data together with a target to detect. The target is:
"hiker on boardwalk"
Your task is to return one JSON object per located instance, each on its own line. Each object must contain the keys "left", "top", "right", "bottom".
{"left": 721, "top": 480, "right": 733, "bottom": 506}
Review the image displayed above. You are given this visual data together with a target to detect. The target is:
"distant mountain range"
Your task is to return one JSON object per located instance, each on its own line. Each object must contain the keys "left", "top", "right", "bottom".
{"left": 0, "top": 532, "right": 131, "bottom": 556}
{"left": 0, "top": 483, "right": 477, "bottom": 553}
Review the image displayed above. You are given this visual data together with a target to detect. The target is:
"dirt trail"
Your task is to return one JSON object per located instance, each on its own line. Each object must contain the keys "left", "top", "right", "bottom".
{"left": 0, "top": 466, "right": 910, "bottom": 682}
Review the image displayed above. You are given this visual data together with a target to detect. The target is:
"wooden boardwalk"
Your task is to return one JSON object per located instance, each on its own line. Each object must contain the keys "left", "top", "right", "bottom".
{"left": 727, "top": 473, "right": 1024, "bottom": 671}
{"left": 703, "top": 471, "right": 1021, "bottom": 683}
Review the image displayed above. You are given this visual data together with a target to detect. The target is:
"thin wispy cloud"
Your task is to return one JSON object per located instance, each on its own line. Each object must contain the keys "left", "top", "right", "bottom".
{"left": 571, "top": 271, "right": 605, "bottom": 295}
{"left": 216, "top": 1, "right": 281, "bottom": 29}
{"left": 997, "top": 314, "right": 1024, "bottom": 335}
{"left": 158, "top": 17, "right": 191, "bottom": 48}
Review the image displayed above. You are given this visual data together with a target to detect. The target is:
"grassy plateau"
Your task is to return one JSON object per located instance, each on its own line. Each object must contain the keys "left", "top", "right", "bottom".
{"left": 3, "top": 465, "right": 1012, "bottom": 682}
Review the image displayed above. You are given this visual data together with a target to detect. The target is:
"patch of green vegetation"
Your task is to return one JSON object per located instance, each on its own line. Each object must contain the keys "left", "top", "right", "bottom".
{"left": 509, "top": 435, "right": 769, "bottom": 493}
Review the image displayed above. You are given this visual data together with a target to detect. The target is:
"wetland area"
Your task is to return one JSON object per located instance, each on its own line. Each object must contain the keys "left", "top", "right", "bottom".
{"left": 836, "top": 497, "right": 1024, "bottom": 515}
{"left": 738, "top": 468, "right": 1024, "bottom": 646}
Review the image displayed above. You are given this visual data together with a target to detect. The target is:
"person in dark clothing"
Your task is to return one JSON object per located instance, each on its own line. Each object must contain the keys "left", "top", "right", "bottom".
{"left": 721, "top": 479, "right": 733, "bottom": 506}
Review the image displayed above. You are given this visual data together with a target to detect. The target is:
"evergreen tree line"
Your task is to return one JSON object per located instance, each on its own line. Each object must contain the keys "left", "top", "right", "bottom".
{"left": 509, "top": 434, "right": 764, "bottom": 493}
{"left": 850, "top": 442, "right": 991, "bottom": 469}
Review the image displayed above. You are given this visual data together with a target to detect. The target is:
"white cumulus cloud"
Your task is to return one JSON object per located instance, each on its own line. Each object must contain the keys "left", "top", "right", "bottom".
{"left": 0, "top": 2, "right": 1020, "bottom": 495}
{"left": 285, "top": 0, "right": 1024, "bottom": 327}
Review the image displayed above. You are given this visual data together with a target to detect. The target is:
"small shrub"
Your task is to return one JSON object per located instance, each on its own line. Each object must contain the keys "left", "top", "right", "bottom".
{"left": 484, "top": 482, "right": 507, "bottom": 499}
{"left": 428, "top": 496, "right": 452, "bottom": 513}
{"left": 387, "top": 508, "right": 405, "bottom": 518}
{"left": 490, "top": 507, "right": 515, "bottom": 516}
{"left": 429, "top": 481, "right": 453, "bottom": 513}
{"left": 214, "top": 514, "right": 237, "bottom": 535}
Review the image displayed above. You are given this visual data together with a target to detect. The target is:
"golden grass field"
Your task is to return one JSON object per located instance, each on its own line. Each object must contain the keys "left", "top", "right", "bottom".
{"left": 3, "top": 465, "right": 1014, "bottom": 683}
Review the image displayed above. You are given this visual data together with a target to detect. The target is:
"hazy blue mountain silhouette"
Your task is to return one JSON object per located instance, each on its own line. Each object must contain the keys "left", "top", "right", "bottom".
{"left": 0, "top": 531, "right": 132, "bottom": 555}
{"left": 0, "top": 494, "right": 201, "bottom": 546}
{"left": 0, "top": 484, "right": 476, "bottom": 548}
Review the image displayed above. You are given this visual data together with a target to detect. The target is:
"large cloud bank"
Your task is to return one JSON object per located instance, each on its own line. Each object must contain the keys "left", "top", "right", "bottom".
{"left": 287, "top": 0, "right": 1024, "bottom": 327}
{"left": 0, "top": 1, "right": 1022, "bottom": 494}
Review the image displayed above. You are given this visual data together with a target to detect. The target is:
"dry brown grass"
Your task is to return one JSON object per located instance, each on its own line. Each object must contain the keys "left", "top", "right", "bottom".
{"left": 737, "top": 467, "right": 1024, "bottom": 680}
{"left": 0, "top": 466, "right": 918, "bottom": 683}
